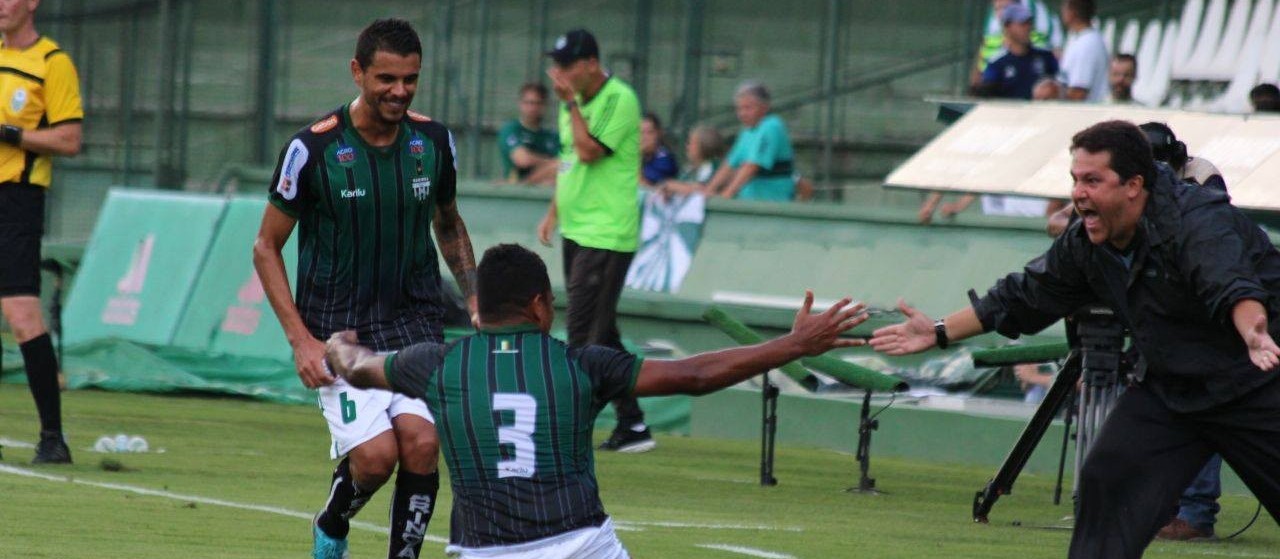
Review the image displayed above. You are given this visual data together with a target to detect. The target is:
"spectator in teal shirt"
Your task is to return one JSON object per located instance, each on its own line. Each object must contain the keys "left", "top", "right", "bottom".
{"left": 706, "top": 81, "right": 796, "bottom": 202}
{"left": 497, "top": 82, "right": 560, "bottom": 185}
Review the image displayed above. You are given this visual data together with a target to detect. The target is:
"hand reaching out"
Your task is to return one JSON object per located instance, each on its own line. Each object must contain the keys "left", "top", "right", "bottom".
{"left": 788, "top": 290, "right": 870, "bottom": 356}
{"left": 868, "top": 299, "right": 938, "bottom": 356}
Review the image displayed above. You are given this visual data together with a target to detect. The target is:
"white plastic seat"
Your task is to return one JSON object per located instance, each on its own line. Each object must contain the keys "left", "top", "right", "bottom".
{"left": 1179, "top": 0, "right": 1227, "bottom": 79}
{"left": 1262, "top": 0, "right": 1280, "bottom": 83}
{"left": 1205, "top": 0, "right": 1254, "bottom": 81}
{"left": 1134, "top": 21, "right": 1174, "bottom": 106}
{"left": 1173, "top": 0, "right": 1204, "bottom": 72}
{"left": 1102, "top": 18, "right": 1117, "bottom": 55}
{"left": 1118, "top": 19, "right": 1141, "bottom": 55}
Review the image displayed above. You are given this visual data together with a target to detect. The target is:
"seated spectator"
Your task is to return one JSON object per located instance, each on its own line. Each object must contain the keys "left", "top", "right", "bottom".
{"left": 640, "top": 113, "right": 678, "bottom": 186}
{"left": 973, "top": 0, "right": 1064, "bottom": 83}
{"left": 1252, "top": 83, "right": 1280, "bottom": 113}
{"left": 497, "top": 82, "right": 560, "bottom": 185}
{"left": 661, "top": 124, "right": 725, "bottom": 196}
{"left": 1057, "top": 0, "right": 1108, "bottom": 102}
{"left": 704, "top": 80, "right": 796, "bottom": 202}
{"left": 1107, "top": 54, "right": 1136, "bottom": 104}
{"left": 972, "top": 2, "right": 1059, "bottom": 99}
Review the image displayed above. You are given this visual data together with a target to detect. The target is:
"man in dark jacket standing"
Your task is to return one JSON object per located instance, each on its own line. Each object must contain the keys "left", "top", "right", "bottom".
{"left": 870, "top": 120, "right": 1280, "bottom": 559}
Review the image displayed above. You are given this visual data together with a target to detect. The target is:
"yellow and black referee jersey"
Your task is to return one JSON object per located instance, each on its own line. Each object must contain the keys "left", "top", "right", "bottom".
{"left": 0, "top": 36, "right": 82, "bottom": 188}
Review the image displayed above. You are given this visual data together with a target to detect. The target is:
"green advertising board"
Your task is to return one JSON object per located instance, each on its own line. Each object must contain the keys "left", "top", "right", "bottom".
{"left": 171, "top": 197, "right": 297, "bottom": 360}
{"left": 62, "top": 189, "right": 227, "bottom": 346}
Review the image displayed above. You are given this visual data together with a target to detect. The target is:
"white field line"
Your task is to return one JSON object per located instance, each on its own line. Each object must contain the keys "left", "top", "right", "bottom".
{"left": 697, "top": 543, "right": 797, "bottom": 559}
{"left": 0, "top": 436, "right": 35, "bottom": 448}
{"left": 0, "top": 463, "right": 447, "bottom": 544}
{"left": 1148, "top": 546, "right": 1280, "bottom": 559}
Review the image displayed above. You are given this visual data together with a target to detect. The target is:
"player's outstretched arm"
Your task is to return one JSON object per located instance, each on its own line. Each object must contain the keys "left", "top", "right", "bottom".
{"left": 634, "top": 291, "right": 867, "bottom": 397}
{"left": 324, "top": 331, "right": 392, "bottom": 390}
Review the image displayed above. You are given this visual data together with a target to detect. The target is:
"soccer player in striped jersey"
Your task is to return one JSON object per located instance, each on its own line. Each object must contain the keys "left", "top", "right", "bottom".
{"left": 253, "top": 19, "right": 477, "bottom": 559}
{"left": 325, "top": 244, "right": 868, "bottom": 558}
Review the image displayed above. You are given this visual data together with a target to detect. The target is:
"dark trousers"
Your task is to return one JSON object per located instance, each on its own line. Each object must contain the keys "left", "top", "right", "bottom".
{"left": 562, "top": 238, "right": 644, "bottom": 427}
{"left": 1069, "top": 379, "right": 1280, "bottom": 558}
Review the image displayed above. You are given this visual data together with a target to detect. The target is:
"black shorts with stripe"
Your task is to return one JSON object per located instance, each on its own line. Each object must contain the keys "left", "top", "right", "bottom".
{"left": 0, "top": 183, "right": 46, "bottom": 297}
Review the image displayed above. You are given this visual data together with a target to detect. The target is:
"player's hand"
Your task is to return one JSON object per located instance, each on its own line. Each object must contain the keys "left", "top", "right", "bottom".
{"left": 293, "top": 335, "right": 334, "bottom": 389}
{"left": 536, "top": 212, "right": 557, "bottom": 246}
{"left": 323, "top": 330, "right": 367, "bottom": 381}
{"left": 1244, "top": 315, "right": 1280, "bottom": 371}
{"left": 869, "top": 299, "right": 937, "bottom": 356}
{"left": 546, "top": 68, "right": 575, "bottom": 103}
{"left": 788, "top": 290, "right": 869, "bottom": 356}
{"left": 467, "top": 295, "right": 480, "bottom": 328}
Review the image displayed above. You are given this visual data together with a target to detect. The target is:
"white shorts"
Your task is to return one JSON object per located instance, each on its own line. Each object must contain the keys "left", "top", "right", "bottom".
{"left": 318, "top": 376, "right": 434, "bottom": 459}
{"left": 445, "top": 517, "right": 628, "bottom": 559}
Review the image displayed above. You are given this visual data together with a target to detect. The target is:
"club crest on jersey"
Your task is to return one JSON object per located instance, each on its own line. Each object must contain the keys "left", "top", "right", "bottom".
{"left": 408, "top": 137, "right": 425, "bottom": 158}
{"left": 493, "top": 339, "right": 519, "bottom": 354}
{"left": 412, "top": 176, "right": 432, "bottom": 201}
{"left": 335, "top": 145, "right": 356, "bottom": 167}
{"left": 10, "top": 88, "right": 26, "bottom": 112}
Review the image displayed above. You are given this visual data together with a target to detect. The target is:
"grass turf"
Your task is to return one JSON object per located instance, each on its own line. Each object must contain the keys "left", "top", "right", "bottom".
{"left": 1, "top": 388, "right": 1277, "bottom": 558}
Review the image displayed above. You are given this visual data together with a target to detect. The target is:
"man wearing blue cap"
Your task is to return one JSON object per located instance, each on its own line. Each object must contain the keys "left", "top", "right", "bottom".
{"left": 974, "top": 2, "right": 1059, "bottom": 99}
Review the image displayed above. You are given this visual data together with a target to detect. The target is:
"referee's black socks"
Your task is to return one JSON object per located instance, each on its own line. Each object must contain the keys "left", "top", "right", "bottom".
{"left": 389, "top": 469, "right": 438, "bottom": 559}
{"left": 20, "top": 334, "right": 61, "bottom": 434}
{"left": 317, "top": 457, "right": 375, "bottom": 539}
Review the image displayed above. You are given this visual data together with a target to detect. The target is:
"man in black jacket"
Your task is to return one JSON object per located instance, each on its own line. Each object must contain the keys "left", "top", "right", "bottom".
{"left": 871, "top": 120, "right": 1280, "bottom": 559}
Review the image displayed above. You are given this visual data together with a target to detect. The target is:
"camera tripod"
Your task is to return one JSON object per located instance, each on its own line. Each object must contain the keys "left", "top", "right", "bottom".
{"left": 973, "top": 306, "right": 1129, "bottom": 523}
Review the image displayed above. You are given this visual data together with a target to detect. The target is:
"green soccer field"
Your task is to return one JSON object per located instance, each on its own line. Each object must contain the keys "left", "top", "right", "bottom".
{"left": 1, "top": 388, "right": 1277, "bottom": 559}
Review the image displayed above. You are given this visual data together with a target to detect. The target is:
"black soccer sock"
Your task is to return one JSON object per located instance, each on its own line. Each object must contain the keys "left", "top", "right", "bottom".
{"left": 388, "top": 469, "right": 439, "bottom": 559}
{"left": 317, "top": 458, "right": 375, "bottom": 539}
{"left": 20, "top": 334, "right": 61, "bottom": 434}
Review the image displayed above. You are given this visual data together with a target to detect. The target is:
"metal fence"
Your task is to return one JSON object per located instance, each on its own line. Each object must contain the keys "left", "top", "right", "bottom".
{"left": 38, "top": 0, "right": 1180, "bottom": 240}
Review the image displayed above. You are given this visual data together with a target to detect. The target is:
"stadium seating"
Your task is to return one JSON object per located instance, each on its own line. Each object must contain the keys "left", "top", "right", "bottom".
{"left": 1179, "top": 0, "right": 1227, "bottom": 80}
{"left": 1206, "top": 0, "right": 1255, "bottom": 81}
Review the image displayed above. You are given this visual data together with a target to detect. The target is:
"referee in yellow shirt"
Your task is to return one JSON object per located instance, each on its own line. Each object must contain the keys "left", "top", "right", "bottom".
{"left": 0, "top": 0, "right": 83, "bottom": 464}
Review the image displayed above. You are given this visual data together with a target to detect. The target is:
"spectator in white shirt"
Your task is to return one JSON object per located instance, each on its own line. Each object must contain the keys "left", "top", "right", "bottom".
{"left": 1057, "top": 0, "right": 1108, "bottom": 102}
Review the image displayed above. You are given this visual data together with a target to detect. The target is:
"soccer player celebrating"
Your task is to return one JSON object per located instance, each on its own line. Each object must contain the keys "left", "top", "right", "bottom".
{"left": 252, "top": 19, "right": 477, "bottom": 559}
{"left": 325, "top": 244, "right": 868, "bottom": 558}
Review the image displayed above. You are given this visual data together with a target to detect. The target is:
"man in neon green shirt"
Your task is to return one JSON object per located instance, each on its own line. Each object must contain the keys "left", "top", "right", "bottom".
{"left": 536, "top": 29, "right": 654, "bottom": 453}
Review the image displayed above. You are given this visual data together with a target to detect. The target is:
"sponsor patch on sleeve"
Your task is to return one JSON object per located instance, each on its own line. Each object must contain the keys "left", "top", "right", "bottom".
{"left": 275, "top": 138, "right": 309, "bottom": 201}
{"left": 310, "top": 114, "right": 338, "bottom": 134}
{"left": 407, "top": 110, "right": 432, "bottom": 122}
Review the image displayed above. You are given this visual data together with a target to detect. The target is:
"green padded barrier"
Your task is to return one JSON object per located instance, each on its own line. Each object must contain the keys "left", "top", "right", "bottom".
{"left": 172, "top": 197, "right": 297, "bottom": 360}
{"left": 62, "top": 189, "right": 227, "bottom": 346}
{"left": 971, "top": 342, "right": 1071, "bottom": 367}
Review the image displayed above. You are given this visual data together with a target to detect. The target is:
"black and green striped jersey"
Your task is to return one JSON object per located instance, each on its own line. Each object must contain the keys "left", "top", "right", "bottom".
{"left": 386, "top": 324, "right": 642, "bottom": 547}
{"left": 268, "top": 104, "right": 457, "bottom": 351}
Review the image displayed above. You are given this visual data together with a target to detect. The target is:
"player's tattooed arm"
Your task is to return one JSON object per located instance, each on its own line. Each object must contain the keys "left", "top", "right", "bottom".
{"left": 433, "top": 199, "right": 479, "bottom": 311}
{"left": 324, "top": 331, "right": 391, "bottom": 390}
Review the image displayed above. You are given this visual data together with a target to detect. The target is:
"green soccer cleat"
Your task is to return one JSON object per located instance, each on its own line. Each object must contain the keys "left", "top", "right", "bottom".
{"left": 312, "top": 515, "right": 350, "bottom": 559}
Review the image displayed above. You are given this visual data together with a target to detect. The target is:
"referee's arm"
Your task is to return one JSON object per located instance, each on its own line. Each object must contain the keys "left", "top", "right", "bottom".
{"left": 11, "top": 122, "right": 81, "bottom": 156}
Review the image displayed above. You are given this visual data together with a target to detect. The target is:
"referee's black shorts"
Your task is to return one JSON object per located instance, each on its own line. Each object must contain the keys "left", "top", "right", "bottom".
{"left": 0, "top": 183, "right": 46, "bottom": 297}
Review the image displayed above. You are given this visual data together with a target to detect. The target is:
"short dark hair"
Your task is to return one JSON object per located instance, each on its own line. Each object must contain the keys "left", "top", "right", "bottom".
{"left": 477, "top": 244, "right": 552, "bottom": 319}
{"left": 355, "top": 19, "right": 422, "bottom": 70}
{"left": 642, "top": 112, "right": 662, "bottom": 130}
{"left": 1112, "top": 53, "right": 1137, "bottom": 67}
{"left": 1251, "top": 83, "right": 1280, "bottom": 113}
{"left": 1070, "top": 120, "right": 1155, "bottom": 189}
{"left": 519, "top": 82, "right": 548, "bottom": 101}
{"left": 1065, "top": 0, "right": 1096, "bottom": 22}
